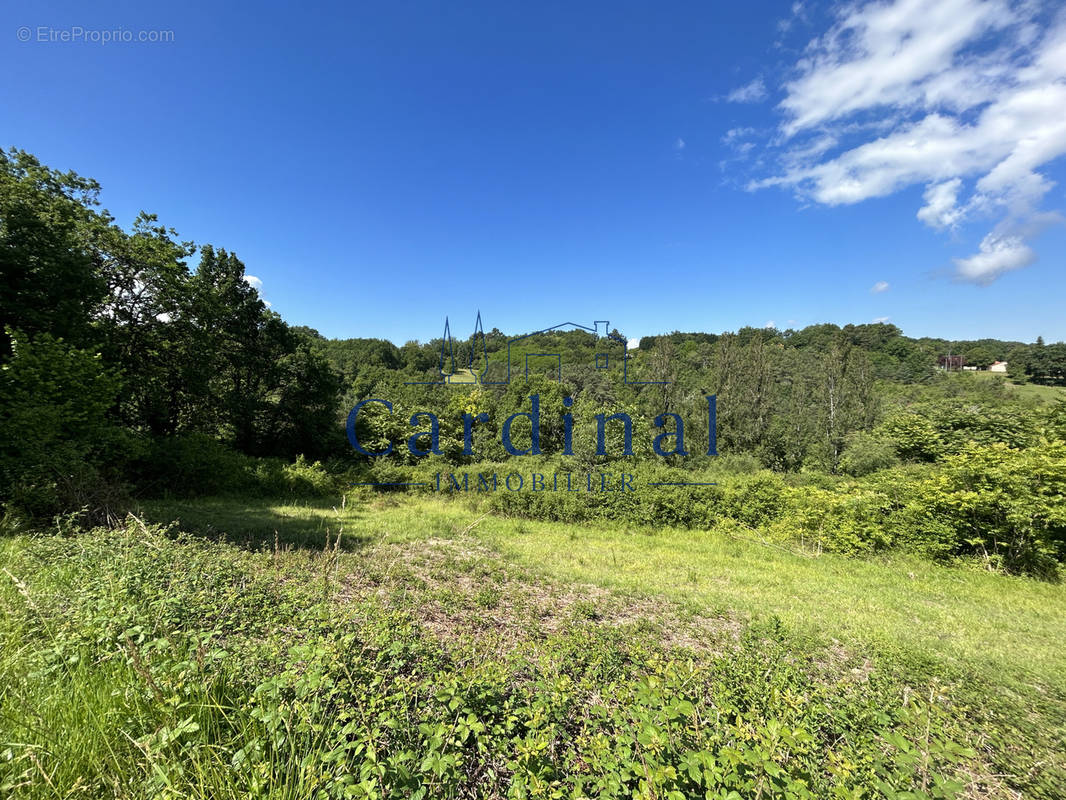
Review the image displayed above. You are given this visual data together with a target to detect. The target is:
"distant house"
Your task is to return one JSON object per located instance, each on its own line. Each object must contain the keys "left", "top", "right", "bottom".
{"left": 989, "top": 361, "right": 1008, "bottom": 373}
{"left": 938, "top": 355, "right": 965, "bottom": 370}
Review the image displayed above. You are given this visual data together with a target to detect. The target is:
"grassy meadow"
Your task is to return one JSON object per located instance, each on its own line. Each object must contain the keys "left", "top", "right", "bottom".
{"left": 2, "top": 493, "right": 1063, "bottom": 798}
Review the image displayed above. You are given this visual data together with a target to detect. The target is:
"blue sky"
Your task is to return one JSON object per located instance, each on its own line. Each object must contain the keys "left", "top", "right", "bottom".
{"left": 4, "top": 0, "right": 1065, "bottom": 344}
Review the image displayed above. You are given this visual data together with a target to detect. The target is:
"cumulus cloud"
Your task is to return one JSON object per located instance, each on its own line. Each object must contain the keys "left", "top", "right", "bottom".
{"left": 873, "top": 316, "right": 891, "bottom": 323}
{"left": 745, "top": 0, "right": 1066, "bottom": 284}
{"left": 953, "top": 233, "right": 1035, "bottom": 283}
{"left": 764, "top": 320, "right": 777, "bottom": 329}
{"left": 728, "top": 77, "right": 767, "bottom": 103}
{"left": 871, "top": 280, "right": 890, "bottom": 293}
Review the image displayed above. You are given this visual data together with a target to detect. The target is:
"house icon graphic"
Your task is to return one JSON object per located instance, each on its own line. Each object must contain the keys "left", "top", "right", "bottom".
{"left": 412, "top": 312, "right": 665, "bottom": 386}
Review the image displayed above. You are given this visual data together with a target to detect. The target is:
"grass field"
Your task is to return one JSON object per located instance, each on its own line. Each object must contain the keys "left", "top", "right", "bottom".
{"left": 966, "top": 371, "right": 1066, "bottom": 403}
{"left": 146, "top": 495, "right": 1066, "bottom": 690}
{"left": 2, "top": 494, "right": 1064, "bottom": 797}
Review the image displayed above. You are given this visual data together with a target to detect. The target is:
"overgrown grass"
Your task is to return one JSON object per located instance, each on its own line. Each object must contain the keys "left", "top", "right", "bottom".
{"left": 1, "top": 495, "right": 1063, "bottom": 797}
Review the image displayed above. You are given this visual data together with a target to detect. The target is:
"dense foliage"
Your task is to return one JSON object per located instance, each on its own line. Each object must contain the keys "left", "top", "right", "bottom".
{"left": 0, "top": 149, "right": 341, "bottom": 520}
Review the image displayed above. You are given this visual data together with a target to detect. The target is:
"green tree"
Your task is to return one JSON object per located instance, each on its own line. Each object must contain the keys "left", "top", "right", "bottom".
{"left": 965, "top": 345, "right": 996, "bottom": 369}
{"left": 0, "top": 149, "right": 106, "bottom": 354}
{"left": 0, "top": 330, "right": 126, "bottom": 518}
{"left": 816, "top": 334, "right": 876, "bottom": 472}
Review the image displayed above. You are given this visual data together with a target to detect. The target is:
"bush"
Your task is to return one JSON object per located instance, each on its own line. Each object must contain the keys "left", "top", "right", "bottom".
{"left": 839, "top": 431, "right": 900, "bottom": 476}
{"left": 136, "top": 433, "right": 253, "bottom": 497}
{"left": 719, "top": 472, "right": 786, "bottom": 528}
{"left": 135, "top": 434, "right": 336, "bottom": 499}
{"left": 779, "top": 485, "right": 895, "bottom": 555}
{"left": 879, "top": 413, "right": 943, "bottom": 462}
{"left": 929, "top": 442, "right": 1066, "bottom": 576}
{"left": 778, "top": 443, "right": 1066, "bottom": 576}
{"left": 1044, "top": 400, "right": 1066, "bottom": 442}
{"left": 0, "top": 330, "right": 129, "bottom": 522}
{"left": 250, "top": 455, "right": 336, "bottom": 497}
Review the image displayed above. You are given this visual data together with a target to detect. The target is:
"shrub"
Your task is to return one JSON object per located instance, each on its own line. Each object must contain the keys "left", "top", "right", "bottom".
{"left": 778, "top": 443, "right": 1066, "bottom": 576}
{"left": 879, "top": 413, "right": 943, "bottom": 462}
{"left": 930, "top": 442, "right": 1066, "bottom": 576}
{"left": 780, "top": 485, "right": 895, "bottom": 555}
{"left": 839, "top": 431, "right": 900, "bottom": 476}
{"left": 135, "top": 436, "right": 336, "bottom": 499}
{"left": 0, "top": 330, "right": 129, "bottom": 521}
{"left": 136, "top": 432, "right": 253, "bottom": 497}
{"left": 1044, "top": 400, "right": 1066, "bottom": 442}
{"left": 251, "top": 455, "right": 336, "bottom": 497}
{"left": 719, "top": 472, "right": 786, "bottom": 528}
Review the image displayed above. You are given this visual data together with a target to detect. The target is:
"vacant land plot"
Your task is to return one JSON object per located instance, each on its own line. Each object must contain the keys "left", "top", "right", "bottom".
{"left": 1, "top": 495, "right": 1063, "bottom": 798}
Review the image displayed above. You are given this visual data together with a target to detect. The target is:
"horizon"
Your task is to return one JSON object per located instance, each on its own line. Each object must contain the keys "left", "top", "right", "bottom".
{"left": 303, "top": 313, "right": 1037, "bottom": 349}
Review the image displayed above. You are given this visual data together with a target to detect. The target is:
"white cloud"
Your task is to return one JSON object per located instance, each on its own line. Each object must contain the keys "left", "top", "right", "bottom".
{"left": 721, "top": 128, "right": 760, "bottom": 159}
{"left": 917, "top": 178, "right": 965, "bottom": 229}
{"left": 745, "top": 0, "right": 1066, "bottom": 284}
{"left": 873, "top": 316, "right": 892, "bottom": 323}
{"left": 626, "top": 337, "right": 641, "bottom": 350}
{"left": 871, "top": 280, "right": 890, "bottom": 293}
{"left": 764, "top": 320, "right": 777, "bottom": 329}
{"left": 953, "top": 233, "right": 1035, "bottom": 283}
{"left": 675, "top": 137, "right": 686, "bottom": 151}
{"left": 778, "top": 0, "right": 1014, "bottom": 136}
{"left": 728, "top": 78, "right": 767, "bottom": 103}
